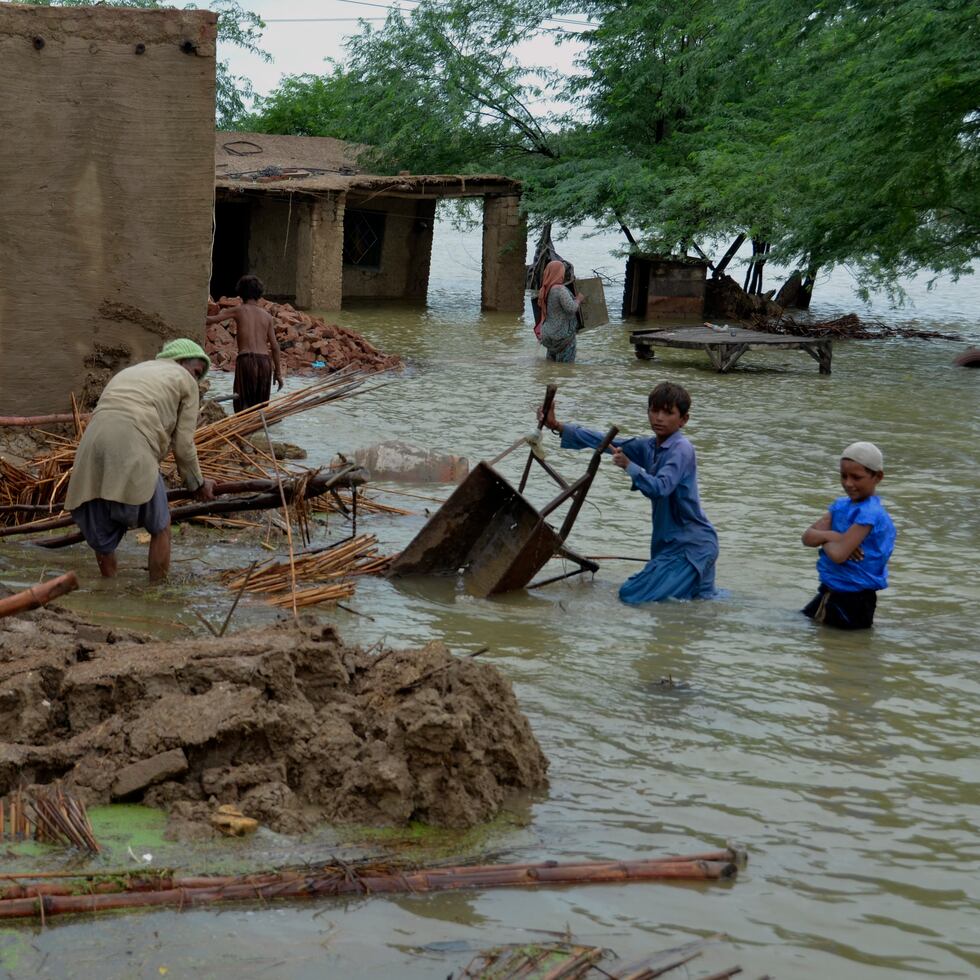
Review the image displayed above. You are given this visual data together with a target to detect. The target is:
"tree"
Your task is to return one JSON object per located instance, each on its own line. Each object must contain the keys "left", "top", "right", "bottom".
{"left": 245, "top": 0, "right": 562, "bottom": 175}
{"left": 247, "top": 0, "right": 979, "bottom": 292}
{"left": 763, "top": 0, "right": 980, "bottom": 291}
{"left": 12, "top": 0, "right": 269, "bottom": 128}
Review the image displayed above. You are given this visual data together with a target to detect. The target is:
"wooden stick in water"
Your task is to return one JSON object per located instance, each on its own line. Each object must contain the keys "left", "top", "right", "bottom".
{"left": 259, "top": 410, "right": 298, "bottom": 622}
{"left": 0, "top": 852, "right": 739, "bottom": 921}
{"left": 0, "top": 572, "right": 78, "bottom": 618}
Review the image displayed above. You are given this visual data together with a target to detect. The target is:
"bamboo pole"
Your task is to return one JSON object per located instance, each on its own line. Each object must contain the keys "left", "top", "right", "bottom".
{"left": 31, "top": 469, "right": 368, "bottom": 550}
{"left": 1, "top": 371, "right": 384, "bottom": 529}
{"left": 260, "top": 410, "right": 298, "bottom": 621}
{"left": 0, "top": 572, "right": 78, "bottom": 618}
{"left": 0, "top": 473, "right": 367, "bottom": 540}
{"left": 0, "top": 414, "right": 85, "bottom": 426}
{"left": 0, "top": 853, "right": 738, "bottom": 921}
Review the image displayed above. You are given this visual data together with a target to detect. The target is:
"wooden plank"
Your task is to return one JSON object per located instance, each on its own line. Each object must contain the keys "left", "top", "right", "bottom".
{"left": 630, "top": 326, "right": 826, "bottom": 347}
{"left": 573, "top": 277, "right": 609, "bottom": 332}
{"left": 629, "top": 326, "right": 832, "bottom": 374}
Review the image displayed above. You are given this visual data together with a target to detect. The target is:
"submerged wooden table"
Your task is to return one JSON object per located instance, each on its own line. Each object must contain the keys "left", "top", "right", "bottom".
{"left": 630, "top": 325, "right": 833, "bottom": 374}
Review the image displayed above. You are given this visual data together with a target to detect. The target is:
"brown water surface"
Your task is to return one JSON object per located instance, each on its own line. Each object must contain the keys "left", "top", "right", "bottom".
{"left": 2, "top": 227, "right": 978, "bottom": 978}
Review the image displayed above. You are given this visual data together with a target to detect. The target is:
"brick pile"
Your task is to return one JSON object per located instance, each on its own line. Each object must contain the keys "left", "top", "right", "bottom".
{"left": 205, "top": 297, "right": 402, "bottom": 377}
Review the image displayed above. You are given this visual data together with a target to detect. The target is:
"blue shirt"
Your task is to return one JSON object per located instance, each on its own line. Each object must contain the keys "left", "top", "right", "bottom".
{"left": 561, "top": 424, "right": 719, "bottom": 573}
{"left": 817, "top": 495, "right": 896, "bottom": 592}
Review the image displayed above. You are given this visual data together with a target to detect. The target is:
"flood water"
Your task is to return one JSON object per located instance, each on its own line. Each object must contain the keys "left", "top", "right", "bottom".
{"left": 2, "top": 223, "right": 979, "bottom": 978}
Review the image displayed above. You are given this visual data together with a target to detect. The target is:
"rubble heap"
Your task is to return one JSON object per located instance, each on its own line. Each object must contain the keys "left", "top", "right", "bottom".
{"left": 206, "top": 296, "right": 402, "bottom": 377}
{"left": 0, "top": 605, "right": 548, "bottom": 835}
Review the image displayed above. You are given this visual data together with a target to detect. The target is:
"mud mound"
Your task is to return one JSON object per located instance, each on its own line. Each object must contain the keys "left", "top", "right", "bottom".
{"left": 206, "top": 296, "right": 402, "bottom": 377}
{"left": 0, "top": 614, "right": 548, "bottom": 834}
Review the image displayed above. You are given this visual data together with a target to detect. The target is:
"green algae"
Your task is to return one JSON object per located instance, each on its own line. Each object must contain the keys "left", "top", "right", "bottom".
{"left": 87, "top": 804, "right": 170, "bottom": 863}
{"left": 0, "top": 931, "right": 32, "bottom": 972}
{"left": 334, "top": 807, "right": 535, "bottom": 864}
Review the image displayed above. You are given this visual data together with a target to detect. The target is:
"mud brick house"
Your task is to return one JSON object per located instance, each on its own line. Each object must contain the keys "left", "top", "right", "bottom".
{"left": 213, "top": 132, "right": 526, "bottom": 313}
{"left": 0, "top": 3, "right": 217, "bottom": 415}
{"left": 622, "top": 255, "right": 709, "bottom": 321}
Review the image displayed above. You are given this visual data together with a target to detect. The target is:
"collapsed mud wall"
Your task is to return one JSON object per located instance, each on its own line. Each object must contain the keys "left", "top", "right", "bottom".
{"left": 0, "top": 4, "right": 217, "bottom": 416}
{"left": 0, "top": 608, "right": 549, "bottom": 834}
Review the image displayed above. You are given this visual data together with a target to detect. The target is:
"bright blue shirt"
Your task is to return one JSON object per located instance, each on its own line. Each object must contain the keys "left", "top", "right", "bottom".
{"left": 817, "top": 494, "right": 896, "bottom": 592}
{"left": 560, "top": 424, "right": 718, "bottom": 574}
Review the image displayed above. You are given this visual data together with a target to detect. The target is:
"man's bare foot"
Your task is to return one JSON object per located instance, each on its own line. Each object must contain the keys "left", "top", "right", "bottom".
{"left": 96, "top": 552, "right": 117, "bottom": 578}
{"left": 147, "top": 527, "right": 172, "bottom": 583}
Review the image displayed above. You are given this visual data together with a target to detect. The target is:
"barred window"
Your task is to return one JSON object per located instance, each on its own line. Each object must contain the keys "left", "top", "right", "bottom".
{"left": 343, "top": 209, "right": 385, "bottom": 269}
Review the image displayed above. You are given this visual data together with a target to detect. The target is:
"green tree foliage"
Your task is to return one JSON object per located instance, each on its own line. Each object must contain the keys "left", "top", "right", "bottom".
{"left": 251, "top": 0, "right": 980, "bottom": 288}
{"left": 245, "top": 0, "right": 563, "bottom": 174}
{"left": 765, "top": 1, "right": 980, "bottom": 288}
{"left": 12, "top": 0, "right": 268, "bottom": 128}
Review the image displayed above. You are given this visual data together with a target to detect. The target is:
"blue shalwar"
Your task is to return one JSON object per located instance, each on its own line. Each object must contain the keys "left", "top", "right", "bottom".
{"left": 561, "top": 424, "right": 719, "bottom": 603}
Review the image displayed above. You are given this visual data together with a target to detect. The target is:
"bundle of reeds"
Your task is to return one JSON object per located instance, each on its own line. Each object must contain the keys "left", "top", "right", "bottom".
{"left": 1, "top": 370, "right": 387, "bottom": 526}
{"left": 267, "top": 582, "right": 357, "bottom": 608}
{"left": 0, "top": 849, "right": 742, "bottom": 922}
{"left": 0, "top": 471, "right": 366, "bottom": 542}
{"left": 0, "top": 456, "right": 71, "bottom": 526}
{"left": 310, "top": 488, "right": 413, "bottom": 519}
{"left": 221, "top": 533, "right": 391, "bottom": 607}
{"left": 25, "top": 785, "right": 100, "bottom": 854}
{"left": 0, "top": 786, "right": 99, "bottom": 854}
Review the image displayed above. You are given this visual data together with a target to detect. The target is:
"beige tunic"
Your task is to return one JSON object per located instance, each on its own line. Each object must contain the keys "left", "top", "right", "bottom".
{"left": 65, "top": 360, "right": 204, "bottom": 509}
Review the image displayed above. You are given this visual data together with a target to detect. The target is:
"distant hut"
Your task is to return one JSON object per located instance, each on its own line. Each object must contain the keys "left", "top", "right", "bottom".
{"left": 214, "top": 133, "right": 526, "bottom": 313}
{"left": 622, "top": 255, "right": 709, "bottom": 321}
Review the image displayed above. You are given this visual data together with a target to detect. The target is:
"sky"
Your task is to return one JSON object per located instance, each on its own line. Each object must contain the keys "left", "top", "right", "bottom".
{"left": 220, "top": 0, "right": 586, "bottom": 105}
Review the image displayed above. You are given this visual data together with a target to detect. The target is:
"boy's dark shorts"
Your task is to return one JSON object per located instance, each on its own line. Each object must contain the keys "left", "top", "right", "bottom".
{"left": 71, "top": 475, "right": 170, "bottom": 555}
{"left": 802, "top": 584, "right": 877, "bottom": 630}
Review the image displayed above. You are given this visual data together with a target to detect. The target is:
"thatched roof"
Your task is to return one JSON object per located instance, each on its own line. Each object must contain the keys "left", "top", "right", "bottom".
{"left": 215, "top": 131, "right": 520, "bottom": 198}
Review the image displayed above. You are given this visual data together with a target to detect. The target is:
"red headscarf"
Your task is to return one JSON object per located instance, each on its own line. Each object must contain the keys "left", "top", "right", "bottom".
{"left": 535, "top": 260, "right": 567, "bottom": 339}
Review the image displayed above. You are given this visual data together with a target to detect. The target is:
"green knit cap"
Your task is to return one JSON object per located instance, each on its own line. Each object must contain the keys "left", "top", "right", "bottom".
{"left": 156, "top": 338, "right": 210, "bottom": 376}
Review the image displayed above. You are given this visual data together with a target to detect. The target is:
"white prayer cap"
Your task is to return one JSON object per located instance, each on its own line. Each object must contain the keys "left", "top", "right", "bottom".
{"left": 841, "top": 441, "right": 884, "bottom": 473}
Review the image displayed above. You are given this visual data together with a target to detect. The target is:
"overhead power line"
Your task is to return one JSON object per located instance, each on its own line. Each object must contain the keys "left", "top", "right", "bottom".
{"left": 264, "top": 17, "right": 386, "bottom": 22}
{"left": 265, "top": 0, "right": 594, "bottom": 31}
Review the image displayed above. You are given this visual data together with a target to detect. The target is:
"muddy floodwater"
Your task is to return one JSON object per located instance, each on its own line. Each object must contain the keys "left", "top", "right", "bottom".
{"left": 2, "top": 225, "right": 979, "bottom": 978}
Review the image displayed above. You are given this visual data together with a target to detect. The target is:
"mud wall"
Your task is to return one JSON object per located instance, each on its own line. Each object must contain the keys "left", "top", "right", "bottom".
{"left": 622, "top": 257, "right": 710, "bottom": 320}
{"left": 302, "top": 192, "right": 346, "bottom": 312}
{"left": 481, "top": 194, "right": 527, "bottom": 312}
{"left": 245, "top": 194, "right": 313, "bottom": 303}
{"left": 0, "top": 4, "right": 217, "bottom": 415}
{"left": 342, "top": 197, "right": 436, "bottom": 302}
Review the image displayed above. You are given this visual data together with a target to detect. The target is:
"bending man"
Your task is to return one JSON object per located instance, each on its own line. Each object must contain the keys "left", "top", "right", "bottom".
{"left": 65, "top": 339, "right": 216, "bottom": 582}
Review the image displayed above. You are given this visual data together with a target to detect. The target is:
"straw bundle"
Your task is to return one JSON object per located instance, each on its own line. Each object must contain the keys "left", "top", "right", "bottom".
{"left": 1, "top": 370, "right": 387, "bottom": 528}
{"left": 0, "top": 786, "right": 99, "bottom": 854}
{"left": 221, "top": 533, "right": 391, "bottom": 607}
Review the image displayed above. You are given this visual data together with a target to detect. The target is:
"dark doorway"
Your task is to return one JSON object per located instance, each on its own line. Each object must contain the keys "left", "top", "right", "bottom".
{"left": 210, "top": 199, "right": 252, "bottom": 299}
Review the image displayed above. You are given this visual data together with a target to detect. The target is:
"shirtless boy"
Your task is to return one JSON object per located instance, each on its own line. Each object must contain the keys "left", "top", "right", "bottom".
{"left": 206, "top": 275, "right": 283, "bottom": 412}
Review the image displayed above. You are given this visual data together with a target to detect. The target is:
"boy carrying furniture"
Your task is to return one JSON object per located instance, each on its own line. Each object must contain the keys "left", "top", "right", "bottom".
{"left": 540, "top": 381, "right": 719, "bottom": 603}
